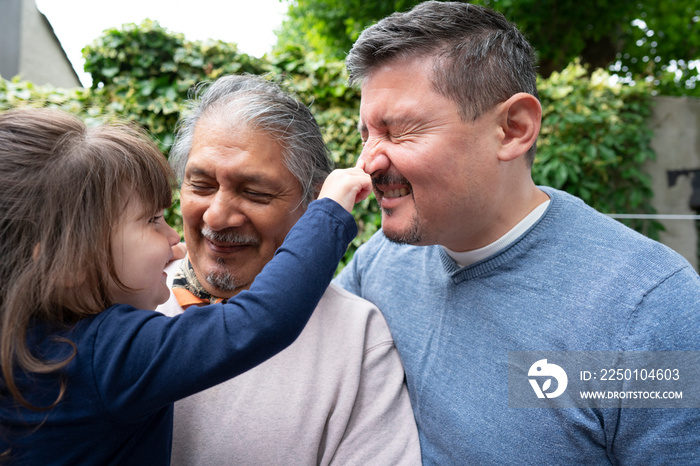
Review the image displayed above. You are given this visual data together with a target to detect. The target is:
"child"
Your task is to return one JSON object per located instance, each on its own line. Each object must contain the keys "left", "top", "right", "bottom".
{"left": 0, "top": 107, "right": 370, "bottom": 464}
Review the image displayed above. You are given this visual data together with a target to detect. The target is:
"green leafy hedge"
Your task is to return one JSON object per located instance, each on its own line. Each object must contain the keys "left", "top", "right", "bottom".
{"left": 83, "top": 19, "right": 270, "bottom": 152}
{"left": 534, "top": 61, "right": 661, "bottom": 238}
{"left": 0, "top": 21, "right": 660, "bottom": 268}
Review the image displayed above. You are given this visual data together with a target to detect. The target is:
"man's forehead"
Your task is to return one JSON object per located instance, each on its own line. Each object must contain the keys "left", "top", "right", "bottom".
{"left": 187, "top": 122, "right": 286, "bottom": 168}
{"left": 185, "top": 160, "right": 284, "bottom": 183}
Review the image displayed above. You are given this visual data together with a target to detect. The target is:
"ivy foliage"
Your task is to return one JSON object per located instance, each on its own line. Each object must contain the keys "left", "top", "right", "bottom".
{"left": 83, "top": 20, "right": 270, "bottom": 152}
{"left": 0, "top": 75, "right": 102, "bottom": 121}
{"left": 0, "top": 21, "right": 661, "bottom": 266}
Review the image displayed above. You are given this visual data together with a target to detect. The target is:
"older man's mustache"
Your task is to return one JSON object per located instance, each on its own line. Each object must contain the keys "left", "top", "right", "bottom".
{"left": 202, "top": 226, "right": 259, "bottom": 246}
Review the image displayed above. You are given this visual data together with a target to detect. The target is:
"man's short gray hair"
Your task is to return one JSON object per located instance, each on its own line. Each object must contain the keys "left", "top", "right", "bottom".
{"left": 170, "top": 74, "right": 333, "bottom": 205}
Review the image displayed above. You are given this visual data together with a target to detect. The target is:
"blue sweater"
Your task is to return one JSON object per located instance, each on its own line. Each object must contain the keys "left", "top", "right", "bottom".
{"left": 1, "top": 198, "right": 356, "bottom": 465}
{"left": 336, "top": 187, "right": 700, "bottom": 465}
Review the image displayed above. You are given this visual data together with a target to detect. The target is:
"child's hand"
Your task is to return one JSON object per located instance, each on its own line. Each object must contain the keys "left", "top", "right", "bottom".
{"left": 169, "top": 242, "right": 188, "bottom": 263}
{"left": 318, "top": 167, "right": 372, "bottom": 213}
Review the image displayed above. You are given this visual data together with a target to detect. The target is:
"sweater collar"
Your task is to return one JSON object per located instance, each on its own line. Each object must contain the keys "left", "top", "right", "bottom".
{"left": 442, "top": 199, "right": 550, "bottom": 268}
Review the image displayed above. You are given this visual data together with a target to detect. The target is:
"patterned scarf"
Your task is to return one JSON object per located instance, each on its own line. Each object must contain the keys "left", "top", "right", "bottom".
{"left": 172, "top": 258, "right": 227, "bottom": 308}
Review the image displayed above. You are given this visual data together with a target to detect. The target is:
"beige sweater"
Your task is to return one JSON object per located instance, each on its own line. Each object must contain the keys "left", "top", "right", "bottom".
{"left": 157, "top": 260, "right": 421, "bottom": 465}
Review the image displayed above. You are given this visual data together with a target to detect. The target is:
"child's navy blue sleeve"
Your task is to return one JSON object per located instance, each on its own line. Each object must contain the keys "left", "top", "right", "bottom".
{"left": 88, "top": 198, "right": 357, "bottom": 418}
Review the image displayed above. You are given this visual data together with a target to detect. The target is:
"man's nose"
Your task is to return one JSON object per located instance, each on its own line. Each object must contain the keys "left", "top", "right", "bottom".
{"left": 358, "top": 140, "right": 391, "bottom": 176}
{"left": 202, "top": 191, "right": 246, "bottom": 230}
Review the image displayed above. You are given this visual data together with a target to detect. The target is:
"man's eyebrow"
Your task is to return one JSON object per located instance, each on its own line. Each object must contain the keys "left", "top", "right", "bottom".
{"left": 185, "top": 167, "right": 210, "bottom": 178}
{"left": 241, "top": 173, "right": 275, "bottom": 185}
{"left": 186, "top": 166, "right": 277, "bottom": 186}
{"left": 357, "top": 116, "right": 413, "bottom": 134}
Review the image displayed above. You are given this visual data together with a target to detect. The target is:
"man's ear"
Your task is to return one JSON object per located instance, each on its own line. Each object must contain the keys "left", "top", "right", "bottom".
{"left": 496, "top": 92, "right": 541, "bottom": 163}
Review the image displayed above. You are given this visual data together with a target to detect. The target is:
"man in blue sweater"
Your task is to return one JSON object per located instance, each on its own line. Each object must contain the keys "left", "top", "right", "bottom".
{"left": 335, "top": 1, "right": 700, "bottom": 463}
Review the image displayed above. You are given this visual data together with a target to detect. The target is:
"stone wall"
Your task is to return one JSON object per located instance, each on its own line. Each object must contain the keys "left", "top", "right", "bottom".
{"left": 646, "top": 96, "right": 700, "bottom": 272}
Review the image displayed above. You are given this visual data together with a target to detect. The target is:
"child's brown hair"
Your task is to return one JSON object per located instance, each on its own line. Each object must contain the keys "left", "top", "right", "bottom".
{"left": 0, "top": 107, "right": 174, "bottom": 411}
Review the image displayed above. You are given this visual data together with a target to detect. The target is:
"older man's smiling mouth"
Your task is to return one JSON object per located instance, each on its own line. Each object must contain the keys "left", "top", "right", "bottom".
{"left": 206, "top": 240, "right": 248, "bottom": 251}
{"left": 202, "top": 227, "right": 258, "bottom": 254}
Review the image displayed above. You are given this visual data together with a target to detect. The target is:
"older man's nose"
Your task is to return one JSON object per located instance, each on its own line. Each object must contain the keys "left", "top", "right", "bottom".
{"left": 202, "top": 191, "right": 246, "bottom": 230}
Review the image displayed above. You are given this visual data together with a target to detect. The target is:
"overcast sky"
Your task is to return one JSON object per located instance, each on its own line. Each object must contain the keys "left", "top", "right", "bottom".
{"left": 36, "top": 0, "right": 288, "bottom": 86}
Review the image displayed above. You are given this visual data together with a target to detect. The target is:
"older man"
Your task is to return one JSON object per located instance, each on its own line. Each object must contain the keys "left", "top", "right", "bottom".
{"left": 157, "top": 74, "right": 420, "bottom": 465}
{"left": 335, "top": 1, "right": 700, "bottom": 464}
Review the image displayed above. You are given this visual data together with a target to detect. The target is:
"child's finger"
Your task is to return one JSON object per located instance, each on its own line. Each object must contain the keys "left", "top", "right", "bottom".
{"left": 318, "top": 168, "right": 371, "bottom": 212}
{"left": 170, "top": 242, "right": 188, "bottom": 262}
{"left": 354, "top": 183, "right": 372, "bottom": 204}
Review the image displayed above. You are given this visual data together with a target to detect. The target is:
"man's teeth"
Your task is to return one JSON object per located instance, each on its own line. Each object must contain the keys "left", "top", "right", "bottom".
{"left": 384, "top": 188, "right": 410, "bottom": 199}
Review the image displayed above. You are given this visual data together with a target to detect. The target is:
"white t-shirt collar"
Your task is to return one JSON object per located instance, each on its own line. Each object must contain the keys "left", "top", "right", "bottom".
{"left": 443, "top": 200, "right": 550, "bottom": 268}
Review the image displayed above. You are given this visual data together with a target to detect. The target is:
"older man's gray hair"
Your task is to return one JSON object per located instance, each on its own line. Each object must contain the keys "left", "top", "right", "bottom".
{"left": 170, "top": 74, "right": 333, "bottom": 205}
